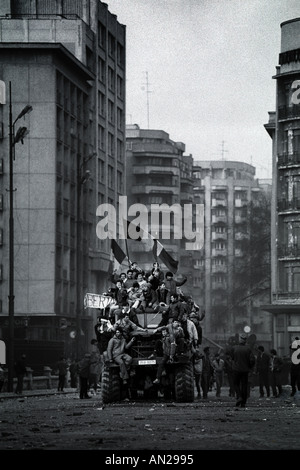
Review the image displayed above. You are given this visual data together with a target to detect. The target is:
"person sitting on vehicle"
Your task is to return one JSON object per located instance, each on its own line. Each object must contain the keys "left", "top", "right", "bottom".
{"left": 124, "top": 269, "right": 136, "bottom": 289}
{"left": 180, "top": 311, "right": 198, "bottom": 352}
{"left": 136, "top": 272, "right": 148, "bottom": 289}
{"left": 127, "top": 281, "right": 144, "bottom": 309}
{"left": 106, "top": 328, "right": 136, "bottom": 384}
{"left": 189, "top": 311, "right": 205, "bottom": 345}
{"left": 156, "top": 318, "right": 185, "bottom": 356}
{"left": 156, "top": 282, "right": 169, "bottom": 305}
{"left": 95, "top": 316, "right": 114, "bottom": 353}
{"left": 130, "top": 261, "right": 145, "bottom": 279}
{"left": 164, "top": 272, "right": 187, "bottom": 304}
{"left": 109, "top": 280, "right": 129, "bottom": 322}
{"left": 167, "top": 294, "right": 185, "bottom": 322}
{"left": 140, "top": 283, "right": 159, "bottom": 311}
{"left": 113, "top": 310, "right": 146, "bottom": 340}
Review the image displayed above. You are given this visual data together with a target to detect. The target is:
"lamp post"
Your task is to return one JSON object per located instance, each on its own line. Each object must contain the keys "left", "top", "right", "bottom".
{"left": 76, "top": 151, "right": 96, "bottom": 360}
{"left": 7, "top": 81, "right": 32, "bottom": 392}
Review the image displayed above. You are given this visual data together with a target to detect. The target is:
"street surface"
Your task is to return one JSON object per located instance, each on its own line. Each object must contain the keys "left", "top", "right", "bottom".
{"left": 0, "top": 385, "right": 299, "bottom": 457}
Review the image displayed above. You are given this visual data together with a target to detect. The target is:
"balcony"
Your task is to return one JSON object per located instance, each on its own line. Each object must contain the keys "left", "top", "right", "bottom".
{"left": 211, "top": 264, "right": 227, "bottom": 274}
{"left": 211, "top": 215, "right": 227, "bottom": 224}
{"left": 278, "top": 152, "right": 300, "bottom": 168}
{"left": 211, "top": 248, "right": 227, "bottom": 257}
{"left": 272, "top": 292, "right": 300, "bottom": 303}
{"left": 212, "top": 232, "right": 227, "bottom": 241}
{"left": 131, "top": 185, "right": 178, "bottom": 195}
{"left": 278, "top": 198, "right": 300, "bottom": 213}
{"left": 211, "top": 281, "right": 227, "bottom": 291}
{"left": 133, "top": 166, "right": 179, "bottom": 176}
{"left": 212, "top": 198, "right": 227, "bottom": 207}
{"left": 278, "top": 105, "right": 300, "bottom": 121}
{"left": 278, "top": 244, "right": 300, "bottom": 259}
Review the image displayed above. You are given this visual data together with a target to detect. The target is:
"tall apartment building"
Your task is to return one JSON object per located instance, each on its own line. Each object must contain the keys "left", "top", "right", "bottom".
{"left": 264, "top": 17, "right": 300, "bottom": 356}
{"left": 0, "top": 0, "right": 126, "bottom": 368}
{"left": 125, "top": 124, "right": 196, "bottom": 299}
{"left": 193, "top": 161, "right": 272, "bottom": 346}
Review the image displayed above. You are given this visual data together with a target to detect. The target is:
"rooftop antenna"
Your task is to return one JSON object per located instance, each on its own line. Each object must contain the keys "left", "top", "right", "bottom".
{"left": 142, "top": 71, "right": 152, "bottom": 129}
{"left": 220, "top": 140, "right": 228, "bottom": 161}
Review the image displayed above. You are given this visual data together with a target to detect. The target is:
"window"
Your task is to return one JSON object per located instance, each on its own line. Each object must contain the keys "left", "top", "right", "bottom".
{"left": 117, "top": 139, "right": 123, "bottom": 161}
{"left": 108, "top": 133, "right": 114, "bottom": 156}
{"left": 98, "top": 22, "right": 106, "bottom": 48}
{"left": 117, "top": 75, "right": 124, "bottom": 99}
{"left": 108, "top": 67, "right": 115, "bottom": 91}
{"left": 98, "top": 125, "right": 105, "bottom": 150}
{"left": 117, "top": 107, "right": 123, "bottom": 130}
{"left": 98, "top": 91, "right": 105, "bottom": 117}
{"left": 108, "top": 33, "right": 115, "bottom": 57}
{"left": 98, "top": 159, "right": 105, "bottom": 183}
{"left": 98, "top": 57, "right": 105, "bottom": 83}
{"left": 108, "top": 100, "right": 114, "bottom": 124}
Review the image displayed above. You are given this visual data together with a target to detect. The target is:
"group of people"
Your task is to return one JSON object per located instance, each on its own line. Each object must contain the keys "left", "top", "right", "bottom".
{"left": 92, "top": 261, "right": 206, "bottom": 389}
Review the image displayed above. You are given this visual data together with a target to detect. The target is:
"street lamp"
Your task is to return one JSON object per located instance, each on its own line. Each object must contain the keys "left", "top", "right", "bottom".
{"left": 76, "top": 151, "right": 96, "bottom": 360}
{"left": 7, "top": 81, "right": 32, "bottom": 392}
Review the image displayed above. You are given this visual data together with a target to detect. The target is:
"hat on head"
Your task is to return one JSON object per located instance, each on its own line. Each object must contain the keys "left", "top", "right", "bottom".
{"left": 203, "top": 346, "right": 210, "bottom": 352}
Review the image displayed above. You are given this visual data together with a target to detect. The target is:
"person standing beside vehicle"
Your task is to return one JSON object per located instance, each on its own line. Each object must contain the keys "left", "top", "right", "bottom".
{"left": 230, "top": 333, "right": 255, "bottom": 408}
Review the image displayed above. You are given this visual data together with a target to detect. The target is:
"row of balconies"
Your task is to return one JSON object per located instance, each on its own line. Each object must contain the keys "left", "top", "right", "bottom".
{"left": 278, "top": 105, "right": 300, "bottom": 121}
{"left": 277, "top": 244, "right": 300, "bottom": 259}
{"left": 278, "top": 198, "right": 300, "bottom": 212}
{"left": 278, "top": 152, "right": 300, "bottom": 167}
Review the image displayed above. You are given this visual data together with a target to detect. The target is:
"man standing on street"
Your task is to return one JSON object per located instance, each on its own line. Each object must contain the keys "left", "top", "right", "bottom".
{"left": 230, "top": 333, "right": 255, "bottom": 408}
{"left": 14, "top": 354, "right": 27, "bottom": 394}
{"left": 255, "top": 345, "right": 271, "bottom": 398}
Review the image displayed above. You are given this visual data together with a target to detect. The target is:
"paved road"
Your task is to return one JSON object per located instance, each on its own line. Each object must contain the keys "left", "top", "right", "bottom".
{"left": 0, "top": 385, "right": 299, "bottom": 463}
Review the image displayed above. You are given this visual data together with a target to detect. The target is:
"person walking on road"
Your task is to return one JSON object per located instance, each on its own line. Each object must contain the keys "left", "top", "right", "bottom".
{"left": 77, "top": 353, "right": 95, "bottom": 399}
{"left": 56, "top": 355, "right": 68, "bottom": 392}
{"left": 212, "top": 353, "right": 225, "bottom": 397}
{"left": 255, "top": 345, "right": 271, "bottom": 398}
{"left": 270, "top": 349, "right": 283, "bottom": 397}
{"left": 230, "top": 333, "right": 255, "bottom": 408}
{"left": 14, "top": 354, "right": 27, "bottom": 394}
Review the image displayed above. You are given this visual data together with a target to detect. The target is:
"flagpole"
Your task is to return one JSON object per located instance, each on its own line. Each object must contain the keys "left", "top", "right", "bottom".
{"left": 125, "top": 238, "right": 130, "bottom": 266}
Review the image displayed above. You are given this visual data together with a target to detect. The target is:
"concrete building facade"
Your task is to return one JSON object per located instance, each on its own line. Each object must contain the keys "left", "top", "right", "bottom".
{"left": 264, "top": 17, "right": 300, "bottom": 356}
{"left": 125, "top": 124, "right": 196, "bottom": 301}
{"left": 193, "top": 161, "right": 272, "bottom": 347}
{"left": 0, "top": 0, "right": 126, "bottom": 369}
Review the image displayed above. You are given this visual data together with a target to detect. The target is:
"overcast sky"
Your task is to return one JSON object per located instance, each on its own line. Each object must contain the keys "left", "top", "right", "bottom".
{"left": 105, "top": 0, "right": 300, "bottom": 179}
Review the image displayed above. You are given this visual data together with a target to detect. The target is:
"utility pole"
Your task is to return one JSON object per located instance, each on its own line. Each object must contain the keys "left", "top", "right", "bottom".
{"left": 220, "top": 140, "right": 228, "bottom": 161}
{"left": 142, "top": 71, "right": 152, "bottom": 129}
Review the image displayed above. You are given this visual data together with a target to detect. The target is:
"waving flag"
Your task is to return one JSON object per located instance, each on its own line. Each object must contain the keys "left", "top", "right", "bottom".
{"left": 152, "top": 239, "right": 178, "bottom": 274}
{"left": 111, "top": 239, "right": 126, "bottom": 265}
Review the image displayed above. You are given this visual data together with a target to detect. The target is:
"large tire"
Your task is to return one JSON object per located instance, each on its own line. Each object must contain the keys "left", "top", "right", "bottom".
{"left": 174, "top": 363, "right": 194, "bottom": 402}
{"left": 101, "top": 365, "right": 121, "bottom": 404}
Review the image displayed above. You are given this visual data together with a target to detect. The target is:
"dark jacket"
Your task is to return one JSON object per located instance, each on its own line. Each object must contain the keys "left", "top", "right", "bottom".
{"left": 15, "top": 358, "right": 26, "bottom": 375}
{"left": 256, "top": 352, "right": 270, "bottom": 373}
{"left": 231, "top": 344, "right": 255, "bottom": 373}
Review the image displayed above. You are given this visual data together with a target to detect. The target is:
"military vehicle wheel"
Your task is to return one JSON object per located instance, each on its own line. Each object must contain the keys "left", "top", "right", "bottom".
{"left": 174, "top": 363, "right": 194, "bottom": 402}
{"left": 102, "top": 365, "right": 121, "bottom": 403}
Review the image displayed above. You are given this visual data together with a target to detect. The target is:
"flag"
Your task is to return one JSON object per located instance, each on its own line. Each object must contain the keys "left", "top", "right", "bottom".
{"left": 152, "top": 239, "right": 178, "bottom": 274}
{"left": 111, "top": 239, "right": 126, "bottom": 265}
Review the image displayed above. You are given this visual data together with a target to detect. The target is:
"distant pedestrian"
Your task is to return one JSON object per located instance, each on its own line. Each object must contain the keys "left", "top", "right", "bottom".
{"left": 69, "top": 359, "right": 78, "bottom": 388}
{"left": 212, "top": 353, "right": 225, "bottom": 397}
{"left": 56, "top": 355, "right": 68, "bottom": 392}
{"left": 89, "top": 339, "right": 102, "bottom": 394}
{"left": 224, "top": 352, "right": 235, "bottom": 397}
{"left": 193, "top": 347, "right": 203, "bottom": 398}
{"left": 230, "top": 333, "right": 255, "bottom": 407}
{"left": 255, "top": 346, "right": 271, "bottom": 398}
{"left": 14, "top": 354, "right": 27, "bottom": 394}
{"left": 0, "top": 363, "right": 4, "bottom": 392}
{"left": 201, "top": 347, "right": 213, "bottom": 399}
{"left": 270, "top": 349, "right": 283, "bottom": 397}
{"left": 77, "top": 353, "right": 94, "bottom": 399}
